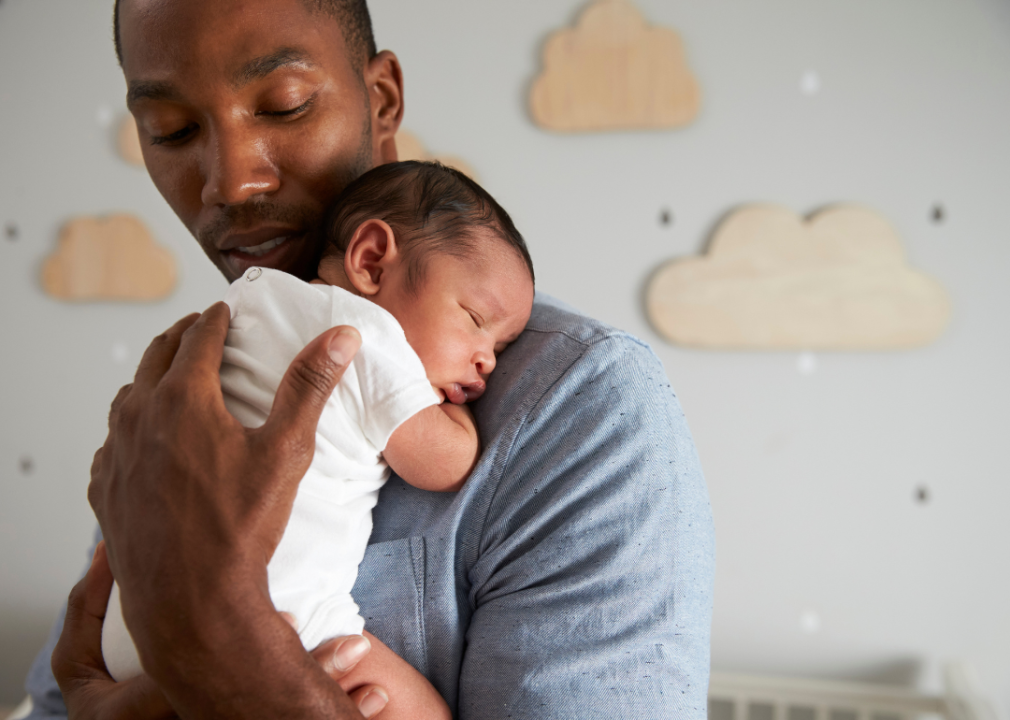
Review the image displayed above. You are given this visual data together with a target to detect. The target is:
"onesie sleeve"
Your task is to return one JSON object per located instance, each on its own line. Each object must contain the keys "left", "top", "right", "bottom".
{"left": 336, "top": 295, "right": 440, "bottom": 453}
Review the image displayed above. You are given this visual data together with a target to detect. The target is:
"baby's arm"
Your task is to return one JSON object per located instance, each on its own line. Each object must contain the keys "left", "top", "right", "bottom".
{"left": 383, "top": 403, "right": 479, "bottom": 492}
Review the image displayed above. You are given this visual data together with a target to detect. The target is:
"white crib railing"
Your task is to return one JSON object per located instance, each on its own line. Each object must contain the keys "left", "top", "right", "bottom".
{"left": 708, "top": 664, "right": 999, "bottom": 720}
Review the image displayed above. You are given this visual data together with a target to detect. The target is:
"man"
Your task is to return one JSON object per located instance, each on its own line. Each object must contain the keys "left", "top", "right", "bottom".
{"left": 24, "top": 0, "right": 715, "bottom": 717}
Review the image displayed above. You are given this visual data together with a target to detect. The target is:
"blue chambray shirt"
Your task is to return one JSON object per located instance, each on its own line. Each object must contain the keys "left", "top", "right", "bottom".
{"left": 25, "top": 295, "right": 715, "bottom": 719}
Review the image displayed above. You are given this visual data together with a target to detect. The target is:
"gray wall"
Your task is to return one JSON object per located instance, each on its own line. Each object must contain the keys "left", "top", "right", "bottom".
{"left": 1, "top": 0, "right": 1008, "bottom": 712}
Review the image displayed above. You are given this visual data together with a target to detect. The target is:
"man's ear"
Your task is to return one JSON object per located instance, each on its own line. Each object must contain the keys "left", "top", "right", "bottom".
{"left": 344, "top": 219, "right": 400, "bottom": 296}
{"left": 365, "top": 50, "right": 404, "bottom": 165}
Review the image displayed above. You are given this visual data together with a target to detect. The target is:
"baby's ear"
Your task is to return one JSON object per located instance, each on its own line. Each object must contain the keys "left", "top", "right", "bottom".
{"left": 343, "top": 219, "right": 400, "bottom": 296}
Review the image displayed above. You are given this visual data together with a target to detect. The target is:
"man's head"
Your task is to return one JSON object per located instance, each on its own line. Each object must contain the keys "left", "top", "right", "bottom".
{"left": 114, "top": 1, "right": 377, "bottom": 72}
{"left": 316, "top": 161, "right": 536, "bottom": 405}
{"left": 118, "top": 0, "right": 404, "bottom": 282}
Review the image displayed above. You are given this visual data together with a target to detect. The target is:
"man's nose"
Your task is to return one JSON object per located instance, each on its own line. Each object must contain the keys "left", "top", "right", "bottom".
{"left": 200, "top": 123, "right": 280, "bottom": 207}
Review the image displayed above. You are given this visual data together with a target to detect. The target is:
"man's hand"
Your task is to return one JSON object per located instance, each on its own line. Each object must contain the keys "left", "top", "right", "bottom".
{"left": 53, "top": 542, "right": 176, "bottom": 720}
{"left": 85, "top": 304, "right": 370, "bottom": 719}
{"left": 53, "top": 544, "right": 389, "bottom": 719}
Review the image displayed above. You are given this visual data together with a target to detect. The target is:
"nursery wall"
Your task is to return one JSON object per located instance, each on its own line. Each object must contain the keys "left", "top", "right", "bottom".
{"left": 1, "top": 0, "right": 1008, "bottom": 713}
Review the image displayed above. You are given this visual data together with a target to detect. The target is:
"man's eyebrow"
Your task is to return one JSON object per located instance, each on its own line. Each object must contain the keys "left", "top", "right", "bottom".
{"left": 127, "top": 81, "right": 180, "bottom": 105}
{"left": 232, "top": 48, "right": 315, "bottom": 87}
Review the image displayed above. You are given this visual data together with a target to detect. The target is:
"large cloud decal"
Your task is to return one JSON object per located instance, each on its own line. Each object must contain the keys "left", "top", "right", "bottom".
{"left": 42, "top": 214, "right": 177, "bottom": 302}
{"left": 646, "top": 205, "right": 951, "bottom": 350}
{"left": 530, "top": 0, "right": 700, "bottom": 132}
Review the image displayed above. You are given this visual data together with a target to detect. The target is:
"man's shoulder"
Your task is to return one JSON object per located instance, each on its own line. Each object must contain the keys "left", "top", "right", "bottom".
{"left": 503, "top": 293, "right": 664, "bottom": 390}
{"left": 526, "top": 293, "right": 639, "bottom": 349}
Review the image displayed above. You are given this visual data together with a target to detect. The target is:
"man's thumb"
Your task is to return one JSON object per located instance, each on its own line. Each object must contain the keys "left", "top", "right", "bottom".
{"left": 265, "top": 326, "right": 361, "bottom": 445}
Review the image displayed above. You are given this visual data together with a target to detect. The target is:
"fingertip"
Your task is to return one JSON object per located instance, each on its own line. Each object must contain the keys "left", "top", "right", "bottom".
{"left": 328, "top": 327, "right": 361, "bottom": 367}
{"left": 355, "top": 687, "right": 389, "bottom": 719}
{"left": 332, "top": 634, "right": 370, "bottom": 672}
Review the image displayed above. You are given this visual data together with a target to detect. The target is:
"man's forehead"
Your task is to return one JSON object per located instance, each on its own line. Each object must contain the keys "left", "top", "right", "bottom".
{"left": 118, "top": 0, "right": 340, "bottom": 67}
{"left": 119, "top": 0, "right": 349, "bottom": 92}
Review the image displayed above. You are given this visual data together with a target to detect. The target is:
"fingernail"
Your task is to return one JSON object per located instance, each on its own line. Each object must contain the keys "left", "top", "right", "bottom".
{"left": 334, "top": 635, "right": 370, "bottom": 672}
{"left": 328, "top": 329, "right": 359, "bottom": 366}
{"left": 358, "top": 688, "right": 389, "bottom": 718}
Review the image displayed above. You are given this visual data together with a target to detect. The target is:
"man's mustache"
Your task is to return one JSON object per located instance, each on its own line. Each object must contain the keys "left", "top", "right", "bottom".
{"left": 198, "top": 202, "right": 320, "bottom": 247}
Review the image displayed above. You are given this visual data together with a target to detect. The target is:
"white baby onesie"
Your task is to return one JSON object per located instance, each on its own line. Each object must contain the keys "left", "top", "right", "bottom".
{"left": 102, "top": 267, "right": 440, "bottom": 681}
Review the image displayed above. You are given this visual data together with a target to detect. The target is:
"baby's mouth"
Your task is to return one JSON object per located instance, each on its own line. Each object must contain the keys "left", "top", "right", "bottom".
{"left": 444, "top": 381, "right": 486, "bottom": 405}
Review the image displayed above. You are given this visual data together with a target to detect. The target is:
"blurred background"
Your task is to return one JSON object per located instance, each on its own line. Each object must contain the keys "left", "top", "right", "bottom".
{"left": 1, "top": 0, "right": 1008, "bottom": 714}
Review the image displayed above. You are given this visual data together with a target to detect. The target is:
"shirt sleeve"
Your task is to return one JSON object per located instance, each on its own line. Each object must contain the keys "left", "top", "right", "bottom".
{"left": 458, "top": 335, "right": 715, "bottom": 719}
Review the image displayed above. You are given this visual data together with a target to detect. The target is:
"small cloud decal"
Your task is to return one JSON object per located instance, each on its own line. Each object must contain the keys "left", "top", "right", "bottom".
{"left": 42, "top": 214, "right": 177, "bottom": 302}
{"left": 118, "top": 115, "right": 145, "bottom": 167}
{"left": 530, "top": 0, "right": 700, "bottom": 132}
{"left": 646, "top": 205, "right": 951, "bottom": 350}
{"left": 395, "top": 130, "right": 478, "bottom": 181}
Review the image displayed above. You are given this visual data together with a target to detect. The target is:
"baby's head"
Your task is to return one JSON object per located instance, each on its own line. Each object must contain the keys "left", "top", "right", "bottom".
{"left": 317, "top": 161, "right": 535, "bottom": 405}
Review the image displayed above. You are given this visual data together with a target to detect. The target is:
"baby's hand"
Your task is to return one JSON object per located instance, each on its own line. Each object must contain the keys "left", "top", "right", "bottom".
{"left": 278, "top": 613, "right": 388, "bottom": 718}
{"left": 438, "top": 400, "right": 477, "bottom": 433}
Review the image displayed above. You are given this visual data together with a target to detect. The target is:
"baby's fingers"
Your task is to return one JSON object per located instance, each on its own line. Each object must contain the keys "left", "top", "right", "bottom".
{"left": 310, "top": 634, "right": 372, "bottom": 679}
{"left": 348, "top": 685, "right": 389, "bottom": 719}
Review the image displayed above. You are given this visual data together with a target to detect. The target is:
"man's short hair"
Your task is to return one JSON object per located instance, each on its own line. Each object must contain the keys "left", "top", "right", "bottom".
{"left": 113, "top": 0, "right": 377, "bottom": 69}
{"left": 324, "top": 161, "right": 535, "bottom": 293}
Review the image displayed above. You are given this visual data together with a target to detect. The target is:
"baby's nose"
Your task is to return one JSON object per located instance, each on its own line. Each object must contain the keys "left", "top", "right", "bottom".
{"left": 475, "top": 352, "right": 496, "bottom": 377}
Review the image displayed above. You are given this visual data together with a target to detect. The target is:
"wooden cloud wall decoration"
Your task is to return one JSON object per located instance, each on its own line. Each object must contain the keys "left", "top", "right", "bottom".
{"left": 42, "top": 214, "right": 177, "bottom": 302}
{"left": 395, "top": 130, "right": 478, "bottom": 181}
{"left": 646, "top": 205, "right": 951, "bottom": 350}
{"left": 530, "top": 0, "right": 701, "bottom": 132}
{"left": 118, "top": 115, "right": 145, "bottom": 167}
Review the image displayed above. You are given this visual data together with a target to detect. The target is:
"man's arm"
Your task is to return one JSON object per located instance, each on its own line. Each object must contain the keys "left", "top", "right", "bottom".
{"left": 72, "top": 306, "right": 380, "bottom": 720}
{"left": 384, "top": 403, "right": 480, "bottom": 492}
{"left": 459, "top": 334, "right": 715, "bottom": 718}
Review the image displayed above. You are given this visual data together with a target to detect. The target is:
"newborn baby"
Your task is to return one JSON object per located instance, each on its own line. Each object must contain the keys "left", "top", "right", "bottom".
{"left": 101, "top": 161, "right": 535, "bottom": 707}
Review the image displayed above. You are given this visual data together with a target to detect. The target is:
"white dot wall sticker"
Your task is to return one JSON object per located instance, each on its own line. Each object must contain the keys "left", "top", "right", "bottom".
{"left": 799, "top": 610, "right": 822, "bottom": 635}
{"left": 95, "top": 105, "right": 115, "bottom": 128}
{"left": 800, "top": 70, "right": 821, "bottom": 96}
{"left": 112, "top": 342, "right": 130, "bottom": 365}
{"left": 796, "top": 352, "right": 818, "bottom": 376}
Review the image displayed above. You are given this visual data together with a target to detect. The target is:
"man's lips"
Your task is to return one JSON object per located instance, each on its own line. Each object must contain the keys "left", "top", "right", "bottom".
{"left": 218, "top": 228, "right": 307, "bottom": 277}
{"left": 218, "top": 227, "right": 303, "bottom": 253}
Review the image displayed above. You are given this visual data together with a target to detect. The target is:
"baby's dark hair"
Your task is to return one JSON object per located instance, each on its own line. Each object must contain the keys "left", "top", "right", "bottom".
{"left": 323, "top": 161, "right": 534, "bottom": 293}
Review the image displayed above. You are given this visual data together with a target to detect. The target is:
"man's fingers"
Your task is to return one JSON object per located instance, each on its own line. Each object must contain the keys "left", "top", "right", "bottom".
{"left": 263, "top": 326, "right": 361, "bottom": 448}
{"left": 132, "top": 314, "right": 201, "bottom": 391}
{"left": 163, "top": 303, "right": 233, "bottom": 391}
{"left": 54, "top": 543, "right": 115, "bottom": 685}
{"left": 348, "top": 685, "right": 389, "bottom": 719}
{"left": 74, "top": 542, "right": 114, "bottom": 621}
